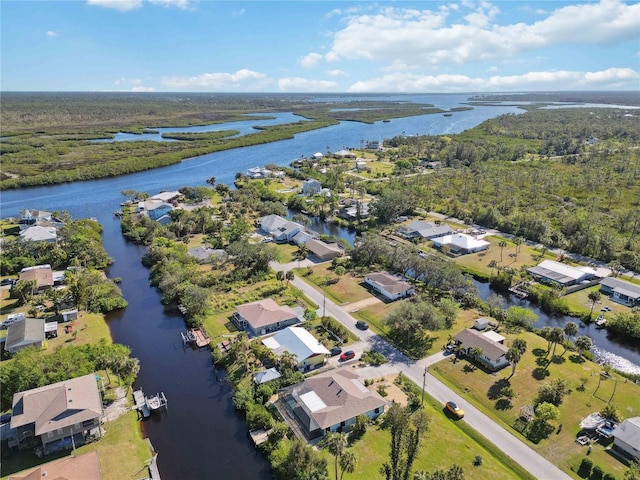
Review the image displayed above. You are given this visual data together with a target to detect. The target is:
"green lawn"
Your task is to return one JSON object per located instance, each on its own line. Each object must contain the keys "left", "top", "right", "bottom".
{"left": 564, "top": 285, "right": 632, "bottom": 318}
{"left": 317, "top": 390, "right": 534, "bottom": 480}
{"left": 431, "top": 331, "right": 640, "bottom": 478}
{"left": 294, "top": 265, "right": 373, "bottom": 305}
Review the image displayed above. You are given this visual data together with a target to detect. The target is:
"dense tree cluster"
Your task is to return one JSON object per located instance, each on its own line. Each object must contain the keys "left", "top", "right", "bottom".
{"left": 0, "top": 339, "right": 138, "bottom": 410}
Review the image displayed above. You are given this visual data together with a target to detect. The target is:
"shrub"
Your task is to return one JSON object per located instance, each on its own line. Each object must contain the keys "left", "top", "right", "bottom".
{"left": 246, "top": 403, "right": 274, "bottom": 430}
{"left": 591, "top": 465, "right": 604, "bottom": 480}
{"left": 578, "top": 458, "right": 593, "bottom": 478}
{"left": 361, "top": 350, "right": 387, "bottom": 366}
{"left": 351, "top": 414, "right": 368, "bottom": 439}
{"left": 603, "top": 473, "right": 616, "bottom": 480}
{"left": 377, "top": 384, "right": 388, "bottom": 397}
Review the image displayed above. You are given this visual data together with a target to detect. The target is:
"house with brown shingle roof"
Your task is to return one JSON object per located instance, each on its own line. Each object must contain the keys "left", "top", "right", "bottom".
{"left": 9, "top": 374, "right": 103, "bottom": 454}
{"left": 305, "top": 239, "right": 344, "bottom": 261}
{"left": 364, "top": 271, "right": 415, "bottom": 301}
{"left": 279, "top": 368, "right": 387, "bottom": 440}
{"left": 8, "top": 451, "right": 101, "bottom": 480}
{"left": 454, "top": 328, "right": 509, "bottom": 371}
{"left": 232, "top": 298, "right": 303, "bottom": 336}
{"left": 19, "top": 265, "right": 54, "bottom": 292}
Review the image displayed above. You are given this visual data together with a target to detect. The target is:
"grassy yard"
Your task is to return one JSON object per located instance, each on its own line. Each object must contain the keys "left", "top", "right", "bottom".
{"left": 270, "top": 243, "right": 299, "bottom": 264}
{"left": 295, "top": 264, "right": 374, "bottom": 305}
{"left": 1, "top": 411, "right": 150, "bottom": 480}
{"left": 454, "top": 235, "right": 555, "bottom": 279}
{"left": 431, "top": 330, "right": 640, "bottom": 478}
{"left": 316, "top": 387, "right": 533, "bottom": 480}
{"left": 564, "top": 285, "right": 632, "bottom": 318}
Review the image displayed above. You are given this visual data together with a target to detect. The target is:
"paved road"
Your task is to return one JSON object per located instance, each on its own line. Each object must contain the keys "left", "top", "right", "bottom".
{"left": 273, "top": 261, "right": 571, "bottom": 480}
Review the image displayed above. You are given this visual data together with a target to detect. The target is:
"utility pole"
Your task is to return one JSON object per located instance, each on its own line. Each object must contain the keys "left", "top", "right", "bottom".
{"left": 323, "top": 293, "right": 326, "bottom": 318}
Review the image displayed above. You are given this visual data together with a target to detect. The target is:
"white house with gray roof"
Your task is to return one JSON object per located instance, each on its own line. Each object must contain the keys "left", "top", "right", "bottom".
{"left": 454, "top": 328, "right": 509, "bottom": 371}
{"left": 612, "top": 417, "right": 640, "bottom": 460}
{"left": 279, "top": 368, "right": 387, "bottom": 439}
{"left": 5, "top": 318, "right": 45, "bottom": 354}
{"left": 431, "top": 233, "right": 490, "bottom": 255}
{"left": 19, "top": 225, "right": 57, "bottom": 243}
{"left": 365, "top": 272, "right": 414, "bottom": 301}
{"left": 600, "top": 277, "right": 640, "bottom": 307}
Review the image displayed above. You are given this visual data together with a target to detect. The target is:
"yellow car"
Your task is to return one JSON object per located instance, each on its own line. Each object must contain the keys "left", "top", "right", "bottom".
{"left": 446, "top": 401, "right": 464, "bottom": 419}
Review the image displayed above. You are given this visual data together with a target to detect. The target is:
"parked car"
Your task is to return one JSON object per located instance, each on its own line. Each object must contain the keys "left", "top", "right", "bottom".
{"left": 355, "top": 320, "right": 369, "bottom": 330}
{"left": 339, "top": 350, "right": 356, "bottom": 361}
{"left": 0, "top": 413, "right": 11, "bottom": 425}
{"left": 330, "top": 347, "right": 343, "bottom": 357}
{"left": 0, "top": 278, "right": 15, "bottom": 286}
{"left": 445, "top": 401, "right": 464, "bottom": 419}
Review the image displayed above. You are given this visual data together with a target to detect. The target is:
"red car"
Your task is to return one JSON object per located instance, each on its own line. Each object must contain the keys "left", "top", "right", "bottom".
{"left": 339, "top": 350, "right": 356, "bottom": 361}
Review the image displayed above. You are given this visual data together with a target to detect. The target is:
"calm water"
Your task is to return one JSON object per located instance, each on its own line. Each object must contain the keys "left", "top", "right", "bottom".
{"left": 4, "top": 94, "right": 636, "bottom": 478}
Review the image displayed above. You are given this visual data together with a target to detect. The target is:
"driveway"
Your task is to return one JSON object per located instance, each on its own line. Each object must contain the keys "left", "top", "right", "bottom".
{"left": 277, "top": 261, "right": 571, "bottom": 480}
{"left": 343, "top": 296, "right": 382, "bottom": 312}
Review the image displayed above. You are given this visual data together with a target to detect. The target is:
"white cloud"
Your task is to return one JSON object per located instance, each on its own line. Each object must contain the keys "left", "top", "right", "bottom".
{"left": 87, "top": 0, "right": 192, "bottom": 10}
{"left": 300, "top": 53, "right": 323, "bottom": 68}
{"left": 326, "top": 1, "right": 639, "bottom": 66}
{"left": 162, "top": 69, "right": 270, "bottom": 90}
{"left": 232, "top": 8, "right": 246, "bottom": 17}
{"left": 114, "top": 77, "right": 142, "bottom": 85}
{"left": 278, "top": 77, "right": 339, "bottom": 92}
{"left": 326, "top": 69, "right": 347, "bottom": 77}
{"left": 86, "top": 0, "right": 143, "bottom": 11}
{"left": 149, "top": 0, "right": 191, "bottom": 10}
{"left": 46, "top": 30, "right": 58, "bottom": 37}
{"left": 487, "top": 66, "right": 499, "bottom": 72}
{"left": 131, "top": 86, "right": 156, "bottom": 92}
{"left": 347, "top": 68, "right": 640, "bottom": 93}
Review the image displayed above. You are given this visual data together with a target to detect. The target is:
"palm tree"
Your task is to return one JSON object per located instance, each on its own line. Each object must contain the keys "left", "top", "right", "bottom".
{"left": 588, "top": 290, "right": 602, "bottom": 319}
{"left": 276, "top": 270, "right": 285, "bottom": 288}
{"left": 488, "top": 260, "right": 498, "bottom": 280}
{"left": 539, "top": 326, "right": 553, "bottom": 355}
{"left": 564, "top": 322, "right": 578, "bottom": 343}
{"left": 550, "top": 327, "right": 565, "bottom": 359}
{"left": 505, "top": 347, "right": 522, "bottom": 378}
{"left": 512, "top": 338, "right": 527, "bottom": 356}
{"left": 323, "top": 432, "right": 348, "bottom": 480}
{"left": 498, "top": 240, "right": 507, "bottom": 263}
{"left": 279, "top": 351, "right": 298, "bottom": 372}
{"left": 339, "top": 450, "right": 357, "bottom": 480}
{"left": 575, "top": 335, "right": 593, "bottom": 358}
{"left": 285, "top": 270, "right": 294, "bottom": 287}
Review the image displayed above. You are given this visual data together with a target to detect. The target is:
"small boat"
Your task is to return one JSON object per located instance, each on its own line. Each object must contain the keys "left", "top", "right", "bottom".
{"left": 146, "top": 394, "right": 161, "bottom": 410}
{"left": 595, "top": 316, "right": 607, "bottom": 327}
{"left": 443, "top": 113, "right": 453, "bottom": 117}
{"left": 382, "top": 119, "right": 391, "bottom": 123}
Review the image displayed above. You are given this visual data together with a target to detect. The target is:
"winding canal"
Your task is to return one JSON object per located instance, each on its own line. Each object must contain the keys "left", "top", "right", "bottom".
{"left": 2, "top": 94, "right": 638, "bottom": 478}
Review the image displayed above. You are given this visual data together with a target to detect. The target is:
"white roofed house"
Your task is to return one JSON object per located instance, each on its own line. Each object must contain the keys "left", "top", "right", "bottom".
{"left": 246, "top": 166, "right": 272, "bottom": 179}
{"left": 5, "top": 317, "right": 45, "bottom": 354}
{"left": 302, "top": 178, "right": 322, "bottom": 196}
{"left": 232, "top": 298, "right": 303, "bottom": 337}
{"left": 19, "top": 225, "right": 57, "bottom": 243}
{"left": 259, "top": 214, "right": 289, "bottom": 235}
{"left": 273, "top": 221, "right": 305, "bottom": 243}
{"left": 333, "top": 149, "right": 356, "bottom": 158}
{"left": 431, "top": 233, "right": 490, "bottom": 255}
{"left": 262, "top": 326, "right": 330, "bottom": 372}
{"left": 365, "top": 272, "right": 414, "bottom": 301}
{"left": 278, "top": 368, "right": 387, "bottom": 440}
{"left": 527, "top": 260, "right": 596, "bottom": 287}
{"left": 19, "top": 209, "right": 51, "bottom": 225}
{"left": 150, "top": 190, "right": 183, "bottom": 203}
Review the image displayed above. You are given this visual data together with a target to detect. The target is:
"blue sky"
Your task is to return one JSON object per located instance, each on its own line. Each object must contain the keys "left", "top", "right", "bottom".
{"left": 1, "top": 0, "right": 639, "bottom": 92}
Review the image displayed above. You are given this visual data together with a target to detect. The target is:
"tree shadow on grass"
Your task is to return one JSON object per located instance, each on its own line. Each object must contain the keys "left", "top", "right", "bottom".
{"left": 536, "top": 357, "right": 550, "bottom": 367}
{"left": 487, "top": 378, "right": 511, "bottom": 400}
{"left": 532, "top": 348, "right": 547, "bottom": 358}
{"left": 569, "top": 354, "right": 586, "bottom": 364}
{"left": 532, "top": 367, "right": 550, "bottom": 380}
{"left": 495, "top": 398, "right": 513, "bottom": 411}
{"left": 551, "top": 355, "right": 566, "bottom": 365}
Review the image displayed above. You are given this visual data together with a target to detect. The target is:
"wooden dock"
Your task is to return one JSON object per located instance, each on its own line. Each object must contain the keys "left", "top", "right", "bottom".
{"left": 133, "top": 389, "right": 150, "bottom": 418}
{"left": 181, "top": 326, "right": 210, "bottom": 349}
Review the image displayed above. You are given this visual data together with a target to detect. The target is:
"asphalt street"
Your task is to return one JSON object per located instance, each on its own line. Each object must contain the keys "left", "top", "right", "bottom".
{"left": 273, "top": 260, "right": 572, "bottom": 480}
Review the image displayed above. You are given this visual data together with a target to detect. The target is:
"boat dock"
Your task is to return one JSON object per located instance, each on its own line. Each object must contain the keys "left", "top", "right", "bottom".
{"left": 133, "top": 389, "right": 167, "bottom": 418}
{"left": 181, "top": 326, "right": 211, "bottom": 349}
{"left": 133, "top": 389, "right": 150, "bottom": 418}
{"left": 508, "top": 282, "right": 529, "bottom": 299}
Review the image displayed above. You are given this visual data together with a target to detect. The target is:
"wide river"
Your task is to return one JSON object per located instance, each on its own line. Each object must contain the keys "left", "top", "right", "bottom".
{"left": 1, "top": 94, "right": 638, "bottom": 478}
